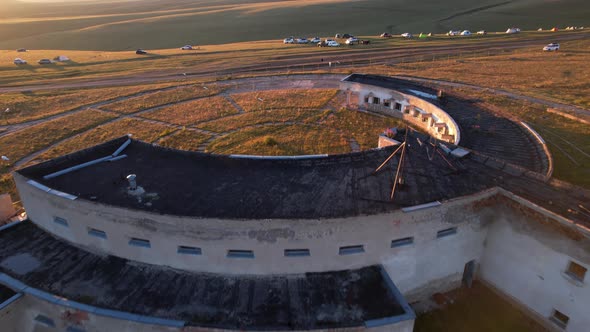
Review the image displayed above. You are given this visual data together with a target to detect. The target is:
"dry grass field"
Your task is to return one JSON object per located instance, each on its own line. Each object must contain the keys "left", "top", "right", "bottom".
{"left": 158, "top": 129, "right": 211, "bottom": 152}
{"left": 323, "top": 108, "right": 404, "bottom": 150}
{"left": 389, "top": 38, "right": 590, "bottom": 109}
{"left": 0, "top": 109, "right": 116, "bottom": 164}
{"left": 103, "top": 84, "right": 223, "bottom": 113}
{"left": 197, "top": 108, "right": 322, "bottom": 133}
{"left": 140, "top": 96, "right": 237, "bottom": 126}
{"left": 0, "top": 81, "right": 193, "bottom": 124}
{"left": 206, "top": 125, "right": 350, "bottom": 156}
{"left": 32, "top": 118, "right": 176, "bottom": 163}
{"left": 414, "top": 281, "right": 548, "bottom": 332}
{"left": 231, "top": 89, "right": 338, "bottom": 112}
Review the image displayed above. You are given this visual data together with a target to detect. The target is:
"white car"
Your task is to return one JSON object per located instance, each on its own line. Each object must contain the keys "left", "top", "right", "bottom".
{"left": 180, "top": 45, "right": 193, "bottom": 50}
{"left": 14, "top": 58, "right": 27, "bottom": 65}
{"left": 326, "top": 40, "right": 340, "bottom": 47}
{"left": 309, "top": 37, "right": 321, "bottom": 44}
{"left": 460, "top": 30, "right": 472, "bottom": 36}
{"left": 283, "top": 37, "right": 294, "bottom": 44}
{"left": 543, "top": 43, "right": 560, "bottom": 51}
{"left": 296, "top": 38, "right": 309, "bottom": 44}
{"left": 447, "top": 30, "right": 460, "bottom": 36}
{"left": 345, "top": 37, "right": 359, "bottom": 45}
{"left": 401, "top": 33, "right": 413, "bottom": 38}
{"left": 477, "top": 30, "right": 487, "bottom": 35}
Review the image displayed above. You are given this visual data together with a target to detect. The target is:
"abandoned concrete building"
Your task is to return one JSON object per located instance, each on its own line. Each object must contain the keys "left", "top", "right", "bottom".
{"left": 0, "top": 75, "right": 589, "bottom": 332}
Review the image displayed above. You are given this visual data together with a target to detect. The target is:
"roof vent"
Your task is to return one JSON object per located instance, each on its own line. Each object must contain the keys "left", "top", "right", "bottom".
{"left": 126, "top": 174, "right": 137, "bottom": 190}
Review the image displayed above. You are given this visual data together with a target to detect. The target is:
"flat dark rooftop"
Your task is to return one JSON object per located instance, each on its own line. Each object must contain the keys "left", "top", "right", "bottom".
{"left": 0, "top": 283, "right": 16, "bottom": 304}
{"left": 0, "top": 221, "right": 407, "bottom": 329}
{"left": 344, "top": 74, "right": 549, "bottom": 173}
{"left": 16, "top": 131, "right": 590, "bottom": 227}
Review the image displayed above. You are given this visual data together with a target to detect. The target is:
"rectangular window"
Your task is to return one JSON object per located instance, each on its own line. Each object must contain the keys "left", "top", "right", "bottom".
{"left": 227, "top": 250, "right": 254, "bottom": 259}
{"left": 284, "top": 249, "right": 311, "bottom": 257}
{"left": 178, "top": 246, "right": 202, "bottom": 255}
{"left": 373, "top": 97, "right": 380, "bottom": 105}
{"left": 53, "top": 217, "right": 68, "bottom": 227}
{"left": 88, "top": 228, "right": 107, "bottom": 239}
{"left": 391, "top": 237, "right": 414, "bottom": 248}
{"left": 34, "top": 315, "right": 55, "bottom": 328}
{"left": 383, "top": 101, "right": 391, "bottom": 107}
{"left": 395, "top": 102, "right": 402, "bottom": 111}
{"left": 128, "top": 238, "right": 151, "bottom": 248}
{"left": 437, "top": 227, "right": 457, "bottom": 238}
{"left": 566, "top": 261, "right": 587, "bottom": 282}
{"left": 364, "top": 96, "right": 369, "bottom": 103}
{"left": 339, "top": 245, "right": 365, "bottom": 255}
{"left": 549, "top": 309, "right": 569, "bottom": 329}
{"left": 66, "top": 327, "right": 86, "bottom": 332}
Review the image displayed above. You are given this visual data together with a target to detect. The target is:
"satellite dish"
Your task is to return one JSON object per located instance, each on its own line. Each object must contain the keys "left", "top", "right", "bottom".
{"left": 4, "top": 108, "right": 9, "bottom": 113}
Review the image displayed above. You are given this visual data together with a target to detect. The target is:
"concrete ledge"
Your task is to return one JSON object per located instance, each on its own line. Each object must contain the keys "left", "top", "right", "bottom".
{"left": 0, "top": 273, "right": 186, "bottom": 328}
{"left": 365, "top": 267, "right": 416, "bottom": 328}
{"left": 0, "top": 293, "right": 22, "bottom": 311}
{"left": 497, "top": 187, "right": 590, "bottom": 236}
{"left": 520, "top": 122, "right": 553, "bottom": 180}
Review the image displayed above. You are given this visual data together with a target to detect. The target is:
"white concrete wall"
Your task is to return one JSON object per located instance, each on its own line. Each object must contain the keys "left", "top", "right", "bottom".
{"left": 480, "top": 211, "right": 590, "bottom": 332}
{"left": 0, "top": 293, "right": 413, "bottom": 332}
{"left": 15, "top": 173, "right": 494, "bottom": 296}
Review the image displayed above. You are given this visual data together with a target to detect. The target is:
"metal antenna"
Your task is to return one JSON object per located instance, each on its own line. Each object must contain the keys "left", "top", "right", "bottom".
{"left": 391, "top": 127, "right": 409, "bottom": 201}
{"left": 373, "top": 142, "right": 405, "bottom": 174}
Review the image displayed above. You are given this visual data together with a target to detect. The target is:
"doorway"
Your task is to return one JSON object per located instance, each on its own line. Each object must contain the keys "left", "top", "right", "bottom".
{"left": 462, "top": 260, "right": 476, "bottom": 288}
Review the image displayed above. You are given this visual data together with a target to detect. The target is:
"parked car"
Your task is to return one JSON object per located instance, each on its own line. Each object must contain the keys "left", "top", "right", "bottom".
{"left": 283, "top": 37, "right": 294, "bottom": 44}
{"left": 460, "top": 30, "right": 472, "bottom": 36}
{"left": 380, "top": 32, "right": 392, "bottom": 38}
{"left": 14, "top": 58, "right": 27, "bottom": 65}
{"left": 342, "top": 33, "right": 354, "bottom": 39}
{"left": 136, "top": 49, "right": 147, "bottom": 55}
{"left": 318, "top": 39, "right": 334, "bottom": 47}
{"left": 326, "top": 40, "right": 340, "bottom": 47}
{"left": 309, "top": 37, "right": 321, "bottom": 44}
{"left": 345, "top": 37, "right": 359, "bottom": 45}
{"left": 38, "top": 59, "right": 52, "bottom": 64}
{"left": 447, "top": 30, "right": 460, "bottom": 36}
{"left": 335, "top": 33, "right": 342, "bottom": 39}
{"left": 180, "top": 45, "right": 193, "bottom": 50}
{"left": 16, "top": 48, "right": 27, "bottom": 52}
{"left": 296, "top": 38, "right": 309, "bottom": 44}
{"left": 401, "top": 33, "right": 413, "bottom": 38}
{"left": 506, "top": 27, "right": 521, "bottom": 34}
{"left": 360, "top": 40, "right": 371, "bottom": 45}
{"left": 543, "top": 43, "right": 560, "bottom": 51}
{"left": 477, "top": 30, "right": 487, "bottom": 35}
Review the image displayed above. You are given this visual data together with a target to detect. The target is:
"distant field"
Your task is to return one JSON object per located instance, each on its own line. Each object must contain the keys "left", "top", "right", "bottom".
{"left": 1, "top": 0, "right": 589, "bottom": 50}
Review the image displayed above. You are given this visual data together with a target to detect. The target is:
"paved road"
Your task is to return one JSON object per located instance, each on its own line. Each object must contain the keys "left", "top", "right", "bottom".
{"left": 0, "top": 31, "right": 587, "bottom": 93}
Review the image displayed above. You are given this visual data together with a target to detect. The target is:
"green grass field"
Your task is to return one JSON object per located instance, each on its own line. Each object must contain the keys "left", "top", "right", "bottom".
{"left": 1, "top": 0, "right": 589, "bottom": 50}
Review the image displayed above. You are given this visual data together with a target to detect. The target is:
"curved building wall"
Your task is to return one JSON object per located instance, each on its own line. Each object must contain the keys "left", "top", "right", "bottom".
{"left": 340, "top": 80, "right": 461, "bottom": 144}
{"left": 14, "top": 172, "right": 489, "bottom": 294}
{"left": 0, "top": 294, "right": 413, "bottom": 332}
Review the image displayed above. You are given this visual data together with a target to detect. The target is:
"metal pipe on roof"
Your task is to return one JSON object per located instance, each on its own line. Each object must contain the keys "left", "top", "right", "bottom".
{"left": 108, "top": 154, "right": 127, "bottom": 162}
{"left": 112, "top": 139, "right": 131, "bottom": 157}
{"left": 43, "top": 155, "right": 113, "bottom": 180}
